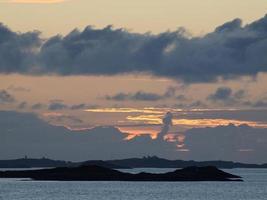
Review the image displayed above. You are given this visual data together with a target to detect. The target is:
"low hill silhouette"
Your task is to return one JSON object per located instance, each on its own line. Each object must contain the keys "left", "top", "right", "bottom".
{"left": 0, "top": 165, "right": 242, "bottom": 181}
{"left": 1, "top": 156, "right": 266, "bottom": 169}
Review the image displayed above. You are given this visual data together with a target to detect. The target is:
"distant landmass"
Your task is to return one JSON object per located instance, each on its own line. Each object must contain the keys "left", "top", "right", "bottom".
{"left": 0, "top": 157, "right": 127, "bottom": 169}
{"left": 107, "top": 156, "right": 267, "bottom": 169}
{"left": 0, "top": 165, "right": 242, "bottom": 182}
{"left": 0, "top": 156, "right": 266, "bottom": 169}
{"left": 0, "top": 157, "right": 72, "bottom": 168}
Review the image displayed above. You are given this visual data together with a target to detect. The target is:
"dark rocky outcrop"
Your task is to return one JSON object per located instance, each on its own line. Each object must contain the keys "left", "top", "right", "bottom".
{"left": 0, "top": 165, "right": 242, "bottom": 181}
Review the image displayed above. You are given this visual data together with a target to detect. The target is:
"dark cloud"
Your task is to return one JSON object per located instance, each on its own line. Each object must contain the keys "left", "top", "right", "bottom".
{"left": 207, "top": 87, "right": 246, "bottom": 105}
{"left": 0, "top": 90, "right": 15, "bottom": 103}
{"left": 173, "top": 99, "right": 207, "bottom": 109}
{"left": 30, "top": 102, "right": 96, "bottom": 110}
{"left": 0, "top": 111, "right": 175, "bottom": 161}
{"left": 132, "top": 91, "right": 164, "bottom": 101}
{"left": 105, "top": 87, "right": 177, "bottom": 101}
{"left": 170, "top": 108, "right": 267, "bottom": 123}
{"left": 208, "top": 87, "right": 233, "bottom": 101}
{"left": 189, "top": 100, "right": 207, "bottom": 108}
{"left": 105, "top": 91, "right": 163, "bottom": 101}
{"left": 252, "top": 100, "right": 267, "bottom": 107}
{"left": 215, "top": 18, "right": 242, "bottom": 33}
{"left": 17, "top": 101, "right": 27, "bottom": 109}
{"left": 0, "top": 23, "right": 40, "bottom": 74}
{"left": 1, "top": 110, "right": 266, "bottom": 163}
{"left": 70, "top": 104, "right": 87, "bottom": 110}
{"left": 46, "top": 114, "right": 83, "bottom": 124}
{"left": 164, "top": 87, "right": 176, "bottom": 98}
{"left": 48, "top": 102, "right": 68, "bottom": 110}
{"left": 233, "top": 89, "right": 246, "bottom": 99}
{"left": 176, "top": 94, "right": 187, "bottom": 101}
{"left": 184, "top": 124, "right": 267, "bottom": 163}
{"left": 158, "top": 112, "right": 173, "bottom": 139}
{"left": 105, "top": 93, "right": 129, "bottom": 101}
{"left": 31, "top": 103, "right": 46, "bottom": 110}
{"left": 243, "top": 97, "right": 267, "bottom": 108}
{"left": 1, "top": 14, "right": 267, "bottom": 82}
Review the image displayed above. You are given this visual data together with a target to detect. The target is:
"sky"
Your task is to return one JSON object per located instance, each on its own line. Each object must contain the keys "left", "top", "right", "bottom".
{"left": 1, "top": 0, "right": 267, "bottom": 36}
{"left": 0, "top": 0, "right": 267, "bottom": 162}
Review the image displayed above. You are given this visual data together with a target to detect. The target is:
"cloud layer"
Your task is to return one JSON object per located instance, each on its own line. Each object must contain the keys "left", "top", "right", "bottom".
{"left": 184, "top": 124, "right": 267, "bottom": 163}
{"left": 207, "top": 87, "right": 246, "bottom": 105}
{"left": 105, "top": 87, "right": 177, "bottom": 101}
{"left": 0, "top": 14, "right": 267, "bottom": 82}
{"left": 1, "top": 110, "right": 267, "bottom": 163}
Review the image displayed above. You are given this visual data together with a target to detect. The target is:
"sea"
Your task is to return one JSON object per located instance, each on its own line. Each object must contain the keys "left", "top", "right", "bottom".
{"left": 0, "top": 168, "right": 266, "bottom": 200}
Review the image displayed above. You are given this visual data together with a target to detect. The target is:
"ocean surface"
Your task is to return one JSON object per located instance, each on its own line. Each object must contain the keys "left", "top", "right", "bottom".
{"left": 0, "top": 168, "right": 267, "bottom": 200}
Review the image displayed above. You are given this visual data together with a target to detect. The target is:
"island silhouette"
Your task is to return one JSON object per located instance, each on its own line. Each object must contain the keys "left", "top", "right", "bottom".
{"left": 0, "top": 165, "right": 242, "bottom": 182}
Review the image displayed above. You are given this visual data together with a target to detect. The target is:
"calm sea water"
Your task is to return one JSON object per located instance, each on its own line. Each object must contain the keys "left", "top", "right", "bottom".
{"left": 0, "top": 168, "right": 266, "bottom": 200}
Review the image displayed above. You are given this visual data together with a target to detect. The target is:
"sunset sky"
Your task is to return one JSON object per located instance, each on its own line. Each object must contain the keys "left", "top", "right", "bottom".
{"left": 1, "top": 0, "right": 267, "bottom": 162}
{"left": 1, "top": 0, "right": 267, "bottom": 36}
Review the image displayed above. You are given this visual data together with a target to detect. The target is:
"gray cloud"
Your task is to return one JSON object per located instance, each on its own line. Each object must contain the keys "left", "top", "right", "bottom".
{"left": 170, "top": 108, "right": 267, "bottom": 123}
{"left": 105, "top": 91, "right": 163, "bottom": 101}
{"left": 48, "top": 102, "right": 68, "bottom": 110}
{"left": 105, "top": 93, "right": 129, "bottom": 101}
{"left": 17, "top": 101, "right": 27, "bottom": 109}
{"left": 131, "top": 91, "right": 163, "bottom": 101}
{"left": 173, "top": 100, "right": 207, "bottom": 109}
{"left": 252, "top": 100, "right": 267, "bottom": 107}
{"left": 71, "top": 104, "right": 99, "bottom": 110}
{"left": 31, "top": 103, "right": 46, "bottom": 110}
{"left": 158, "top": 112, "right": 173, "bottom": 139}
{"left": 70, "top": 104, "right": 87, "bottom": 110}
{"left": 184, "top": 124, "right": 267, "bottom": 163}
{"left": 29, "top": 102, "right": 96, "bottom": 110}
{"left": 1, "top": 110, "right": 267, "bottom": 163}
{"left": 243, "top": 95, "right": 267, "bottom": 108}
{"left": 0, "top": 14, "right": 267, "bottom": 82}
{"left": 208, "top": 87, "right": 233, "bottom": 101}
{"left": 207, "top": 87, "right": 246, "bottom": 105}
{"left": 188, "top": 100, "right": 207, "bottom": 108}
{"left": 0, "top": 90, "right": 15, "bottom": 103}
{"left": 0, "top": 23, "right": 40, "bottom": 74}
{"left": 176, "top": 94, "right": 187, "bottom": 101}
{"left": 164, "top": 87, "right": 176, "bottom": 98}
{"left": 0, "top": 111, "right": 175, "bottom": 161}
{"left": 46, "top": 114, "right": 83, "bottom": 124}
{"left": 105, "top": 87, "right": 178, "bottom": 101}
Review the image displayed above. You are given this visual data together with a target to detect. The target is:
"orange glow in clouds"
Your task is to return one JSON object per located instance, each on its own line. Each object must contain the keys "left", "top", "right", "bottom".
{"left": 127, "top": 115, "right": 267, "bottom": 128}
{"left": 85, "top": 108, "right": 164, "bottom": 114}
{"left": 118, "top": 127, "right": 158, "bottom": 140}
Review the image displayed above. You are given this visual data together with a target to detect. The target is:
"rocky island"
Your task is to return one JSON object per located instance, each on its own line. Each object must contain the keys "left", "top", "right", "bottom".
{"left": 0, "top": 165, "right": 242, "bottom": 181}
